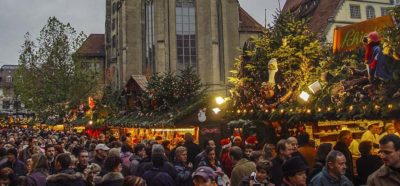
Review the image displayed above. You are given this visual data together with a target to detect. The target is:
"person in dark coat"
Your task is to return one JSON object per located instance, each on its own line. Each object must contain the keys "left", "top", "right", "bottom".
{"left": 183, "top": 133, "right": 201, "bottom": 165}
{"left": 142, "top": 146, "right": 176, "bottom": 186}
{"left": 307, "top": 143, "right": 332, "bottom": 184}
{"left": 333, "top": 130, "right": 354, "bottom": 182}
{"left": 96, "top": 156, "right": 124, "bottom": 186}
{"left": 356, "top": 141, "right": 383, "bottom": 185}
{"left": 46, "top": 153, "right": 85, "bottom": 186}
{"left": 0, "top": 148, "right": 27, "bottom": 177}
{"left": 136, "top": 144, "right": 177, "bottom": 182}
{"left": 90, "top": 144, "right": 109, "bottom": 169}
{"left": 44, "top": 144, "right": 56, "bottom": 175}
{"left": 75, "top": 150, "right": 89, "bottom": 174}
{"left": 173, "top": 146, "right": 193, "bottom": 186}
{"left": 270, "top": 139, "right": 292, "bottom": 186}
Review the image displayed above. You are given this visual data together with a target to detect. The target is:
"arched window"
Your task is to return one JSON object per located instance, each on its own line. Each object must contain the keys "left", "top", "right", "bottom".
{"left": 176, "top": 0, "right": 197, "bottom": 72}
{"left": 366, "top": 6, "right": 375, "bottom": 19}
{"left": 145, "top": 0, "right": 155, "bottom": 74}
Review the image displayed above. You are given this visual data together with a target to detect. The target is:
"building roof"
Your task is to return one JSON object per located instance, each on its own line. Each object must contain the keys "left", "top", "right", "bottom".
{"left": 77, "top": 34, "right": 105, "bottom": 57}
{"left": 239, "top": 7, "right": 264, "bottom": 32}
{"left": 282, "top": 0, "right": 342, "bottom": 35}
{"left": 130, "top": 75, "right": 148, "bottom": 91}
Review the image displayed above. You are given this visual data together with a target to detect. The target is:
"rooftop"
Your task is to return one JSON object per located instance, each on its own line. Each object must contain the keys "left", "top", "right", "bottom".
{"left": 77, "top": 34, "right": 105, "bottom": 57}
{"left": 239, "top": 7, "right": 264, "bottom": 32}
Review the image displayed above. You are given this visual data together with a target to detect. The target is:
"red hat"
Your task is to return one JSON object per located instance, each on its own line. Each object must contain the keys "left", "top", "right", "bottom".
{"left": 245, "top": 136, "right": 258, "bottom": 145}
{"left": 220, "top": 138, "right": 232, "bottom": 149}
{"left": 368, "top": 31, "right": 380, "bottom": 43}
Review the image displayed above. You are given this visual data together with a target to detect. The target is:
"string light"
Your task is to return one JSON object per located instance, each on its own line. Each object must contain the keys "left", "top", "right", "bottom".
{"left": 237, "top": 110, "right": 241, "bottom": 114}
{"left": 250, "top": 109, "right": 254, "bottom": 113}
{"left": 374, "top": 105, "right": 380, "bottom": 110}
{"left": 327, "top": 107, "right": 331, "bottom": 111}
{"left": 317, "top": 108, "right": 322, "bottom": 112}
{"left": 388, "top": 104, "right": 393, "bottom": 110}
{"left": 306, "top": 109, "right": 311, "bottom": 114}
{"left": 280, "top": 109, "right": 284, "bottom": 113}
{"left": 265, "top": 109, "right": 269, "bottom": 113}
{"left": 349, "top": 105, "right": 353, "bottom": 111}
{"left": 289, "top": 109, "right": 293, "bottom": 112}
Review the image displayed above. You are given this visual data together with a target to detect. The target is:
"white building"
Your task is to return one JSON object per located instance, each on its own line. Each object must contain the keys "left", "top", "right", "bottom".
{"left": 283, "top": 0, "right": 396, "bottom": 43}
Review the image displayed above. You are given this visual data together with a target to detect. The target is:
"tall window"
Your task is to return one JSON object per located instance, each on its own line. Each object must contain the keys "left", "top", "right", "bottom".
{"left": 176, "top": 0, "right": 197, "bottom": 72}
{"left": 145, "top": 0, "right": 155, "bottom": 74}
{"left": 381, "top": 7, "right": 389, "bottom": 16}
{"left": 366, "top": 6, "right": 375, "bottom": 19}
{"left": 350, "top": 4, "right": 361, "bottom": 19}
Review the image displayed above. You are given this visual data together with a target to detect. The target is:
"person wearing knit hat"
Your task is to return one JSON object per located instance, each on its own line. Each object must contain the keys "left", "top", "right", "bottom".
{"left": 220, "top": 138, "right": 233, "bottom": 177}
{"left": 220, "top": 138, "right": 232, "bottom": 149}
{"left": 245, "top": 136, "right": 258, "bottom": 145}
{"left": 364, "top": 31, "right": 392, "bottom": 82}
{"left": 281, "top": 156, "right": 308, "bottom": 186}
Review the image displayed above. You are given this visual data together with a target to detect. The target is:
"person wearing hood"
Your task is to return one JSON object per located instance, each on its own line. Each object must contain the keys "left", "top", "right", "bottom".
{"left": 46, "top": 153, "right": 85, "bottom": 186}
{"left": 240, "top": 160, "right": 274, "bottom": 186}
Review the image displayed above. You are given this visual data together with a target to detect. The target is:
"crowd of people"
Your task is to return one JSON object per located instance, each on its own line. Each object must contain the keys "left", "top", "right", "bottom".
{"left": 0, "top": 125, "right": 399, "bottom": 186}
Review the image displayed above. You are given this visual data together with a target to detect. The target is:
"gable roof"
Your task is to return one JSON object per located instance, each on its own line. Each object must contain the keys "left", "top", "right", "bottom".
{"left": 130, "top": 75, "right": 148, "bottom": 91}
{"left": 77, "top": 34, "right": 105, "bottom": 57}
{"left": 282, "top": 0, "right": 343, "bottom": 35}
{"left": 239, "top": 7, "right": 264, "bottom": 32}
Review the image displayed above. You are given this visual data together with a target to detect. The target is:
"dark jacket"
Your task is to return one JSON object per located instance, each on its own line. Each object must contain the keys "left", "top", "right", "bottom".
{"left": 90, "top": 156, "right": 105, "bottom": 169}
{"left": 46, "top": 169, "right": 86, "bottom": 186}
{"left": 333, "top": 141, "right": 354, "bottom": 182}
{"left": 0, "top": 159, "right": 27, "bottom": 177}
{"left": 269, "top": 156, "right": 284, "bottom": 186}
{"left": 308, "top": 161, "right": 324, "bottom": 184}
{"left": 135, "top": 160, "right": 177, "bottom": 181}
{"left": 173, "top": 161, "right": 193, "bottom": 186}
{"left": 309, "top": 167, "right": 353, "bottom": 186}
{"left": 21, "top": 171, "right": 47, "bottom": 186}
{"left": 142, "top": 167, "right": 176, "bottom": 186}
{"left": 128, "top": 155, "right": 142, "bottom": 175}
{"left": 184, "top": 141, "right": 201, "bottom": 164}
{"left": 74, "top": 163, "right": 87, "bottom": 174}
{"left": 356, "top": 154, "right": 383, "bottom": 185}
{"left": 96, "top": 172, "right": 124, "bottom": 186}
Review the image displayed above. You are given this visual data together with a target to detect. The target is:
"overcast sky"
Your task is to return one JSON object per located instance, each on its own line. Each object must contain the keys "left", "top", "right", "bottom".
{"left": 0, "top": 0, "right": 285, "bottom": 65}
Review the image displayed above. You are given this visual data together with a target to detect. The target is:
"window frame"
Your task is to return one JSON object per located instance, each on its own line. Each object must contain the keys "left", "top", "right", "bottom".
{"left": 350, "top": 4, "right": 361, "bottom": 19}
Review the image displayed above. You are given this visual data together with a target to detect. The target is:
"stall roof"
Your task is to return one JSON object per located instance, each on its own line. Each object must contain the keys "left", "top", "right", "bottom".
{"left": 130, "top": 75, "right": 148, "bottom": 91}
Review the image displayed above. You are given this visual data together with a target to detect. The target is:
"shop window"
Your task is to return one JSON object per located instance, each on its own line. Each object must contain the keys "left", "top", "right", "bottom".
{"left": 381, "top": 7, "right": 389, "bottom": 16}
{"left": 350, "top": 4, "right": 361, "bottom": 19}
{"left": 366, "top": 6, "right": 376, "bottom": 19}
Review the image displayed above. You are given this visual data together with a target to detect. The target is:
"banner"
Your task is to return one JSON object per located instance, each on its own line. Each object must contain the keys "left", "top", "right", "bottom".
{"left": 333, "top": 16, "right": 395, "bottom": 53}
